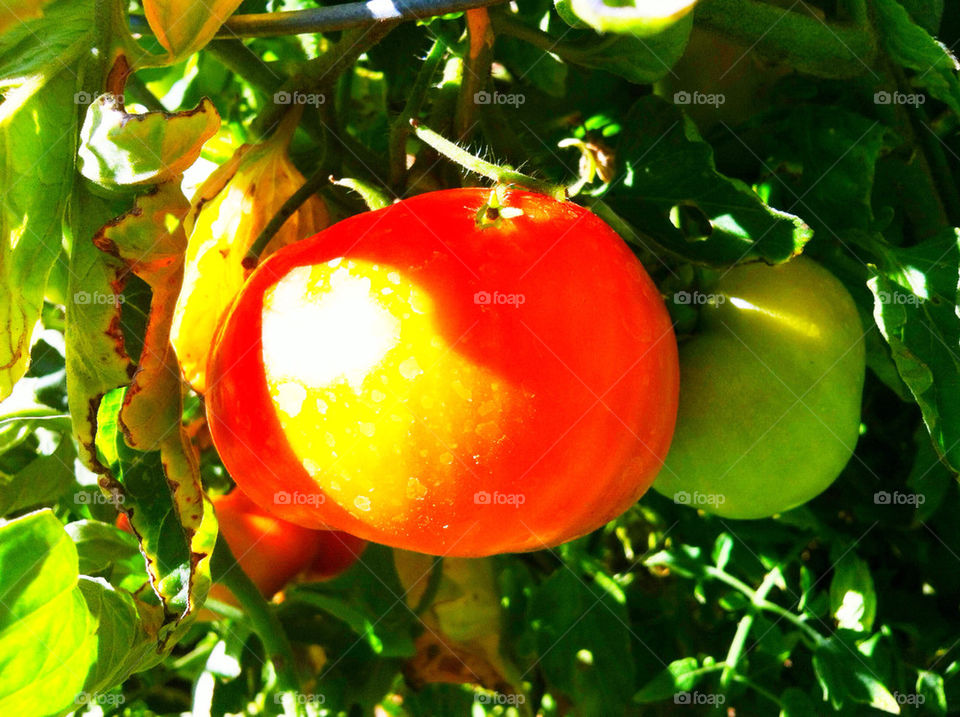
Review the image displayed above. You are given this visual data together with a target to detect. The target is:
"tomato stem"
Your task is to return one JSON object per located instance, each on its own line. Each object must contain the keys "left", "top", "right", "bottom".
{"left": 211, "top": 534, "right": 306, "bottom": 715}
{"left": 410, "top": 119, "right": 567, "bottom": 200}
{"left": 389, "top": 37, "right": 448, "bottom": 192}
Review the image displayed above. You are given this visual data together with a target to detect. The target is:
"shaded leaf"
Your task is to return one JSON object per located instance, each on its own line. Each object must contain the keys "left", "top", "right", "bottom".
{"left": 829, "top": 553, "right": 876, "bottom": 632}
{"left": 812, "top": 637, "right": 899, "bottom": 713}
{"left": 601, "top": 96, "right": 811, "bottom": 265}
{"left": 633, "top": 657, "right": 701, "bottom": 703}
{"left": 874, "top": 0, "right": 960, "bottom": 114}
{"left": 869, "top": 229, "right": 960, "bottom": 470}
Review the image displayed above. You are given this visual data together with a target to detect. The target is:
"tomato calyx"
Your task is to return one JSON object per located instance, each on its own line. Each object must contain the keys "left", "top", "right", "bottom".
{"left": 474, "top": 186, "right": 527, "bottom": 228}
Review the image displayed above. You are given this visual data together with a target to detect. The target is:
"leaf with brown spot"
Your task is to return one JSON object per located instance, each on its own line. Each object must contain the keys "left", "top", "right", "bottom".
{"left": 78, "top": 94, "right": 220, "bottom": 189}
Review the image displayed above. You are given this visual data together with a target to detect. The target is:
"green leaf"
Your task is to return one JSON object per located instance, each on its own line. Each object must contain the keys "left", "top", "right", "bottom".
{"left": 557, "top": 0, "right": 697, "bottom": 37}
{"left": 0, "top": 422, "right": 75, "bottom": 515}
{"left": 0, "top": 0, "right": 90, "bottom": 90}
{"left": 779, "top": 687, "right": 817, "bottom": 717}
{"left": 633, "top": 657, "right": 701, "bottom": 702}
{"left": 868, "top": 229, "right": 960, "bottom": 471}
{"left": 65, "top": 186, "right": 133, "bottom": 470}
{"left": 528, "top": 569, "right": 635, "bottom": 714}
{"left": 906, "top": 425, "right": 953, "bottom": 523}
{"left": 916, "top": 669, "right": 947, "bottom": 715}
{"left": 562, "top": 17, "right": 693, "bottom": 85}
{"left": 286, "top": 545, "right": 415, "bottom": 659}
{"left": 756, "top": 105, "right": 895, "bottom": 238}
{"left": 812, "top": 637, "right": 900, "bottom": 713}
{"left": 64, "top": 520, "right": 141, "bottom": 575}
{"left": 601, "top": 96, "right": 811, "bottom": 265}
{"left": 874, "top": 0, "right": 960, "bottom": 114}
{"left": 0, "top": 510, "right": 98, "bottom": 715}
{"left": 76, "top": 576, "right": 165, "bottom": 698}
{"left": 829, "top": 553, "right": 876, "bottom": 632}
{"left": 0, "top": 69, "right": 79, "bottom": 402}
{"left": 712, "top": 532, "right": 733, "bottom": 570}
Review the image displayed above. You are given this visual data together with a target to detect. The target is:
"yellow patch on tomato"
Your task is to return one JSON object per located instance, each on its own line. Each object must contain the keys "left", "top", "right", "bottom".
{"left": 260, "top": 258, "right": 515, "bottom": 530}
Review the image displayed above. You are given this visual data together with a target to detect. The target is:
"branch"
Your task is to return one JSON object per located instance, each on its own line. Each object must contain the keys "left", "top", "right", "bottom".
{"left": 128, "top": 0, "right": 506, "bottom": 38}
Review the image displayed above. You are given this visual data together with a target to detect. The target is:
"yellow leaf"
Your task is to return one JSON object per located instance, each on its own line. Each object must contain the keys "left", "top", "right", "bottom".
{"left": 0, "top": 0, "right": 52, "bottom": 36}
{"left": 143, "top": 0, "right": 245, "bottom": 60}
{"left": 171, "top": 119, "right": 328, "bottom": 393}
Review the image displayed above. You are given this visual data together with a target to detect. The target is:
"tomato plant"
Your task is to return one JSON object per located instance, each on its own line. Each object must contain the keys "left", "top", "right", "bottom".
{"left": 654, "top": 257, "right": 866, "bottom": 518}
{"left": 3, "top": 0, "right": 960, "bottom": 715}
{"left": 206, "top": 187, "right": 679, "bottom": 556}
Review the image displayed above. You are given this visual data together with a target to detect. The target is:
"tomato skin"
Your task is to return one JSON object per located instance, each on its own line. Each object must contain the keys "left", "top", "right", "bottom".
{"left": 653, "top": 257, "right": 866, "bottom": 519}
{"left": 211, "top": 489, "right": 324, "bottom": 596}
{"left": 303, "top": 531, "right": 367, "bottom": 581}
{"left": 206, "top": 188, "right": 679, "bottom": 556}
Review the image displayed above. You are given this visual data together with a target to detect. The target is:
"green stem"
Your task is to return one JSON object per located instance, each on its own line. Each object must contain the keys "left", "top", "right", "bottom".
{"left": 703, "top": 565, "right": 826, "bottom": 646}
{"left": 720, "top": 569, "right": 780, "bottom": 688}
{"left": 254, "top": 24, "right": 397, "bottom": 139}
{"left": 692, "top": 0, "right": 877, "bottom": 78}
{"left": 411, "top": 119, "right": 567, "bottom": 199}
{"left": 210, "top": 535, "right": 304, "bottom": 715}
{"left": 245, "top": 166, "right": 333, "bottom": 264}
{"left": 731, "top": 674, "right": 783, "bottom": 707}
{"left": 389, "top": 38, "right": 447, "bottom": 191}
{"left": 330, "top": 176, "right": 393, "bottom": 211}
{"left": 206, "top": 40, "right": 285, "bottom": 97}
{"left": 123, "top": 72, "right": 166, "bottom": 113}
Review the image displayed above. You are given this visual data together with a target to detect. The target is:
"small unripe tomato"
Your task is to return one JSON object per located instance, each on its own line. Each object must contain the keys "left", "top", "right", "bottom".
{"left": 654, "top": 257, "right": 866, "bottom": 518}
{"left": 207, "top": 188, "right": 679, "bottom": 556}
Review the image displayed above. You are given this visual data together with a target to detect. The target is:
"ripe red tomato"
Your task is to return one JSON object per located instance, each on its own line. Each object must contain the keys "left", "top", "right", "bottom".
{"left": 206, "top": 188, "right": 678, "bottom": 556}
{"left": 302, "top": 531, "right": 367, "bottom": 581}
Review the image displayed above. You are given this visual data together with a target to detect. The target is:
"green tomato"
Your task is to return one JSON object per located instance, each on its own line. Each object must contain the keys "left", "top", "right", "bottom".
{"left": 653, "top": 257, "right": 865, "bottom": 519}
